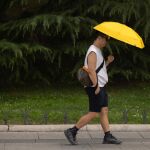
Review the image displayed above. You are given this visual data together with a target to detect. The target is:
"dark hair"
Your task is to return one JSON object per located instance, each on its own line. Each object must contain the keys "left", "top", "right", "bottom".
{"left": 92, "top": 30, "right": 109, "bottom": 41}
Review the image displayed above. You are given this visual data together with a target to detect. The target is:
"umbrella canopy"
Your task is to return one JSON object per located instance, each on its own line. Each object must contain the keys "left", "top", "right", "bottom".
{"left": 93, "top": 22, "right": 145, "bottom": 49}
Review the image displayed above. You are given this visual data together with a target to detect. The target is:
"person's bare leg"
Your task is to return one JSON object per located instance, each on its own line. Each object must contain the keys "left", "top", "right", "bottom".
{"left": 75, "top": 112, "right": 98, "bottom": 129}
{"left": 100, "top": 107, "right": 122, "bottom": 144}
{"left": 100, "top": 107, "right": 110, "bottom": 132}
{"left": 64, "top": 112, "right": 98, "bottom": 145}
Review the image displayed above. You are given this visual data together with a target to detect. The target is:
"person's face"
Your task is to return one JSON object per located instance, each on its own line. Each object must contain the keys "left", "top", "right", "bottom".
{"left": 97, "top": 36, "right": 108, "bottom": 48}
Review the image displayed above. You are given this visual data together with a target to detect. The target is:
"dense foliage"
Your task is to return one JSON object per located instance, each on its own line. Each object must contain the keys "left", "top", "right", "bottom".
{"left": 0, "top": 0, "right": 150, "bottom": 86}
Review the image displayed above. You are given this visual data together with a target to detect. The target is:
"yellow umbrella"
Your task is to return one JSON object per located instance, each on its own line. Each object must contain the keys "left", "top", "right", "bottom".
{"left": 93, "top": 21, "right": 145, "bottom": 49}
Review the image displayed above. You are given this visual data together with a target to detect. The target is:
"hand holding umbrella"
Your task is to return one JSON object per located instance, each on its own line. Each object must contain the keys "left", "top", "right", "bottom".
{"left": 106, "top": 55, "right": 114, "bottom": 65}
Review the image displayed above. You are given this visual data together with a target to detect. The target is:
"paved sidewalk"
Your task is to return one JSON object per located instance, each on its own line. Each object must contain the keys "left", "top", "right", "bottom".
{"left": 0, "top": 131, "right": 150, "bottom": 150}
{"left": 1, "top": 124, "right": 150, "bottom": 132}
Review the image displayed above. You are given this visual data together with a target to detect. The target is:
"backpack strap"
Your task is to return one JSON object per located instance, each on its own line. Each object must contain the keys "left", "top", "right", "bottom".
{"left": 96, "top": 59, "right": 104, "bottom": 73}
{"left": 87, "top": 51, "right": 104, "bottom": 74}
{"left": 86, "top": 52, "right": 105, "bottom": 88}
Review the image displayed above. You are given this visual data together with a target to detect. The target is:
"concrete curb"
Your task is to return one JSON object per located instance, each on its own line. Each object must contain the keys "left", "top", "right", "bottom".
{"left": 0, "top": 124, "right": 148, "bottom": 132}
{"left": 0, "top": 126, "right": 8, "bottom": 132}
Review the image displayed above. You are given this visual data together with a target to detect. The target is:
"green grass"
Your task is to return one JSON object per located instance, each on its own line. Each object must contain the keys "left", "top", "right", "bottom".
{"left": 0, "top": 82, "right": 149, "bottom": 124}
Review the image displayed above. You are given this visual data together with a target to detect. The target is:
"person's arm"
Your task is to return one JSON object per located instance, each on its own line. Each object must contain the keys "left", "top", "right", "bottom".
{"left": 106, "top": 55, "right": 114, "bottom": 67}
{"left": 87, "top": 52, "right": 100, "bottom": 94}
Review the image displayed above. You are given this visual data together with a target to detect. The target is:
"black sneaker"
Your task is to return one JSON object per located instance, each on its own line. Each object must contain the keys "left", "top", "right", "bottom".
{"left": 64, "top": 128, "right": 78, "bottom": 145}
{"left": 103, "top": 134, "right": 122, "bottom": 144}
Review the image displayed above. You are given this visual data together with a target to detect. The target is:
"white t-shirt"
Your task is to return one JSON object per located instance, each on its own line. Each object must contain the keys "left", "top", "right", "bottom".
{"left": 84, "top": 45, "right": 108, "bottom": 87}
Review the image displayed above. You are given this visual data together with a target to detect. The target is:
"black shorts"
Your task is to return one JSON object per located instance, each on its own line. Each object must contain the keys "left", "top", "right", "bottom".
{"left": 85, "top": 86, "right": 108, "bottom": 112}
